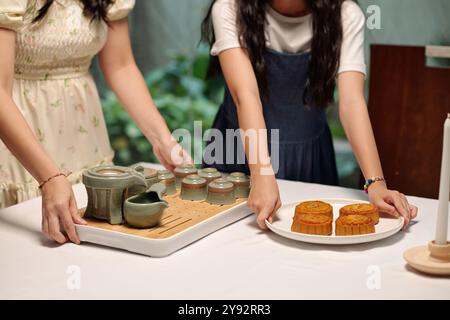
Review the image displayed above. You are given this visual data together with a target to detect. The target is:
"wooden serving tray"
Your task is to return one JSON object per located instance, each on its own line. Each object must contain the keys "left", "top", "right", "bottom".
{"left": 76, "top": 191, "right": 251, "bottom": 257}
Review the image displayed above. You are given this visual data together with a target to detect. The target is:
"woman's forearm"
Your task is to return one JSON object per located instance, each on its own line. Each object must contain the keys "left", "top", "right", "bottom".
{"left": 219, "top": 49, "right": 273, "bottom": 177}
{"left": 339, "top": 97, "right": 384, "bottom": 180}
{"left": 103, "top": 63, "right": 172, "bottom": 145}
{"left": 232, "top": 91, "right": 273, "bottom": 176}
{"left": 0, "top": 90, "right": 60, "bottom": 182}
{"left": 337, "top": 72, "right": 384, "bottom": 181}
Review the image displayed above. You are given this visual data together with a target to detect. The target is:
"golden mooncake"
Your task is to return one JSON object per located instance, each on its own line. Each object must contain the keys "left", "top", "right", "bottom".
{"left": 294, "top": 201, "right": 333, "bottom": 220}
{"left": 335, "top": 215, "right": 375, "bottom": 236}
{"left": 291, "top": 213, "right": 332, "bottom": 235}
{"left": 339, "top": 203, "right": 379, "bottom": 224}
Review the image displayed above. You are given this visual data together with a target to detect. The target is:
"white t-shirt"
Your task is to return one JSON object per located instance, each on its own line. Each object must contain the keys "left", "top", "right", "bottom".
{"left": 211, "top": 0, "right": 366, "bottom": 75}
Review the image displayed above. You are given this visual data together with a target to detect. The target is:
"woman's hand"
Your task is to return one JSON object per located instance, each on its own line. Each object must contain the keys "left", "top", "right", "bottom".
{"left": 247, "top": 173, "right": 282, "bottom": 229}
{"left": 367, "top": 182, "right": 418, "bottom": 229}
{"left": 41, "top": 176, "right": 86, "bottom": 244}
{"left": 152, "top": 135, "right": 193, "bottom": 171}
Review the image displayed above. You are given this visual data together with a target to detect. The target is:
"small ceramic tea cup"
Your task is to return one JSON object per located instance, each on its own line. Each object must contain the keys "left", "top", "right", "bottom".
{"left": 124, "top": 183, "right": 168, "bottom": 228}
{"left": 180, "top": 174, "right": 207, "bottom": 201}
{"left": 206, "top": 178, "right": 235, "bottom": 205}
{"left": 198, "top": 167, "right": 222, "bottom": 184}
{"left": 157, "top": 169, "right": 177, "bottom": 195}
{"left": 174, "top": 165, "right": 198, "bottom": 189}
{"left": 226, "top": 172, "right": 250, "bottom": 198}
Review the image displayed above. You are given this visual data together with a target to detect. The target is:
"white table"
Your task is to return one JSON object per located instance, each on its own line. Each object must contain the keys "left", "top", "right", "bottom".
{"left": 0, "top": 163, "right": 449, "bottom": 299}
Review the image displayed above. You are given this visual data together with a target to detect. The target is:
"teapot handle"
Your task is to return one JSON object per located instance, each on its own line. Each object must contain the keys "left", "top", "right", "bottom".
{"left": 148, "top": 183, "right": 167, "bottom": 199}
{"left": 129, "top": 165, "right": 148, "bottom": 187}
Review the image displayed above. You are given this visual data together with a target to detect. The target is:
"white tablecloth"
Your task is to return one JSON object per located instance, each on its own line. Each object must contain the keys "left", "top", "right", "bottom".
{"left": 0, "top": 163, "right": 449, "bottom": 299}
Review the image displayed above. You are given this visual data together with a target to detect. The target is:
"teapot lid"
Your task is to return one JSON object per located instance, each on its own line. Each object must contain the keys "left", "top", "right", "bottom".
{"left": 82, "top": 165, "right": 143, "bottom": 188}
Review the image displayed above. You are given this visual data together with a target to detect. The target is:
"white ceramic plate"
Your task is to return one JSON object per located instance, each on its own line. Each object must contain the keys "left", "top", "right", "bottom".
{"left": 266, "top": 198, "right": 404, "bottom": 245}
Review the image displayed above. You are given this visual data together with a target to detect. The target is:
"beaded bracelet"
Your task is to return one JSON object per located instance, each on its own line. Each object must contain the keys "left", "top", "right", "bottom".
{"left": 363, "top": 176, "right": 385, "bottom": 193}
{"left": 38, "top": 172, "right": 71, "bottom": 189}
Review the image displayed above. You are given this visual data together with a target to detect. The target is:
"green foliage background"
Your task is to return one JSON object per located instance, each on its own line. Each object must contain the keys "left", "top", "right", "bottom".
{"left": 102, "top": 45, "right": 224, "bottom": 166}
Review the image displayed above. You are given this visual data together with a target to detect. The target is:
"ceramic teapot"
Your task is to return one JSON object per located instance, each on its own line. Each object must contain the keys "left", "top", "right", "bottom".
{"left": 82, "top": 165, "right": 148, "bottom": 224}
{"left": 128, "top": 164, "right": 159, "bottom": 197}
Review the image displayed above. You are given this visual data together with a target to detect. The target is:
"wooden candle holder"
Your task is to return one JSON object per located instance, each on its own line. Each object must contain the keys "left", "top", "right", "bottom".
{"left": 404, "top": 241, "right": 450, "bottom": 275}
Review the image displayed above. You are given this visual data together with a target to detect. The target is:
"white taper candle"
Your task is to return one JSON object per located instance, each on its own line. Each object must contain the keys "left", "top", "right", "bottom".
{"left": 435, "top": 114, "right": 450, "bottom": 245}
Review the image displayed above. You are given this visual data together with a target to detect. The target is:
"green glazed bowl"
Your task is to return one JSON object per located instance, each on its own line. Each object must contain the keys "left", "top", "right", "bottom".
{"left": 226, "top": 172, "right": 250, "bottom": 198}
{"left": 198, "top": 167, "right": 222, "bottom": 184}
{"left": 82, "top": 165, "right": 147, "bottom": 224}
{"left": 206, "top": 178, "right": 235, "bottom": 205}
{"left": 174, "top": 165, "right": 198, "bottom": 189}
{"left": 157, "top": 170, "right": 177, "bottom": 195}
{"left": 123, "top": 183, "right": 168, "bottom": 228}
{"left": 180, "top": 174, "right": 207, "bottom": 201}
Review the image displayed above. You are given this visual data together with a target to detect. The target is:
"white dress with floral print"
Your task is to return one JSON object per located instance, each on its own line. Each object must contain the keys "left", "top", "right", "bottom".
{"left": 0, "top": 0, "right": 135, "bottom": 207}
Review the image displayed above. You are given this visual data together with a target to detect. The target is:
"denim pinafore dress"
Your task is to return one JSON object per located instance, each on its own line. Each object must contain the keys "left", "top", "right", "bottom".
{"left": 205, "top": 49, "right": 338, "bottom": 185}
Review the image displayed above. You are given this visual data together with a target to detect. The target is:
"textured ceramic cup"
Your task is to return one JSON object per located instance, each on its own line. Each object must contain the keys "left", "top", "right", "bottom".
{"left": 157, "top": 170, "right": 177, "bottom": 195}
{"left": 206, "top": 178, "right": 235, "bottom": 205}
{"left": 82, "top": 165, "right": 147, "bottom": 224}
{"left": 128, "top": 165, "right": 159, "bottom": 197}
{"left": 198, "top": 167, "right": 222, "bottom": 184}
{"left": 180, "top": 174, "right": 207, "bottom": 201}
{"left": 174, "top": 165, "right": 198, "bottom": 188}
{"left": 123, "top": 183, "right": 168, "bottom": 228}
{"left": 226, "top": 172, "right": 250, "bottom": 198}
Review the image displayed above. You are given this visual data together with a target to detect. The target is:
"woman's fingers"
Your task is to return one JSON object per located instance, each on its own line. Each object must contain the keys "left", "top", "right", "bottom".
{"left": 387, "top": 192, "right": 410, "bottom": 227}
{"left": 400, "top": 193, "right": 417, "bottom": 220}
{"left": 60, "top": 210, "right": 80, "bottom": 244}
{"left": 267, "top": 199, "right": 281, "bottom": 224}
{"left": 399, "top": 193, "right": 410, "bottom": 216}
{"left": 48, "top": 214, "right": 67, "bottom": 244}
{"left": 375, "top": 199, "right": 398, "bottom": 217}
{"left": 400, "top": 193, "right": 418, "bottom": 220}
{"left": 252, "top": 199, "right": 280, "bottom": 229}
{"left": 410, "top": 204, "right": 418, "bottom": 219}
{"left": 42, "top": 213, "right": 50, "bottom": 240}
{"left": 155, "top": 146, "right": 175, "bottom": 171}
{"left": 256, "top": 207, "right": 271, "bottom": 230}
{"left": 69, "top": 194, "right": 86, "bottom": 225}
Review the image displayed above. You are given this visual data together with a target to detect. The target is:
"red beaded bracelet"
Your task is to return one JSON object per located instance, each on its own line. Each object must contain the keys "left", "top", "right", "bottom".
{"left": 363, "top": 176, "right": 385, "bottom": 193}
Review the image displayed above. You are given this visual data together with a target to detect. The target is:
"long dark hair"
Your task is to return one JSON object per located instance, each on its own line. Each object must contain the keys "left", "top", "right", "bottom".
{"left": 33, "top": 0, "right": 114, "bottom": 23}
{"left": 201, "top": 0, "right": 350, "bottom": 108}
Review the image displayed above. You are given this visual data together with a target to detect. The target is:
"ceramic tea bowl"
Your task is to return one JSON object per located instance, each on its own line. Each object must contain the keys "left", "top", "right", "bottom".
{"left": 198, "top": 167, "right": 222, "bottom": 184}
{"left": 157, "top": 170, "right": 177, "bottom": 195}
{"left": 174, "top": 165, "right": 198, "bottom": 189}
{"left": 123, "top": 183, "right": 168, "bottom": 228}
{"left": 206, "top": 178, "right": 235, "bottom": 205}
{"left": 82, "top": 165, "right": 148, "bottom": 224}
{"left": 180, "top": 174, "right": 207, "bottom": 201}
{"left": 226, "top": 172, "right": 250, "bottom": 198}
